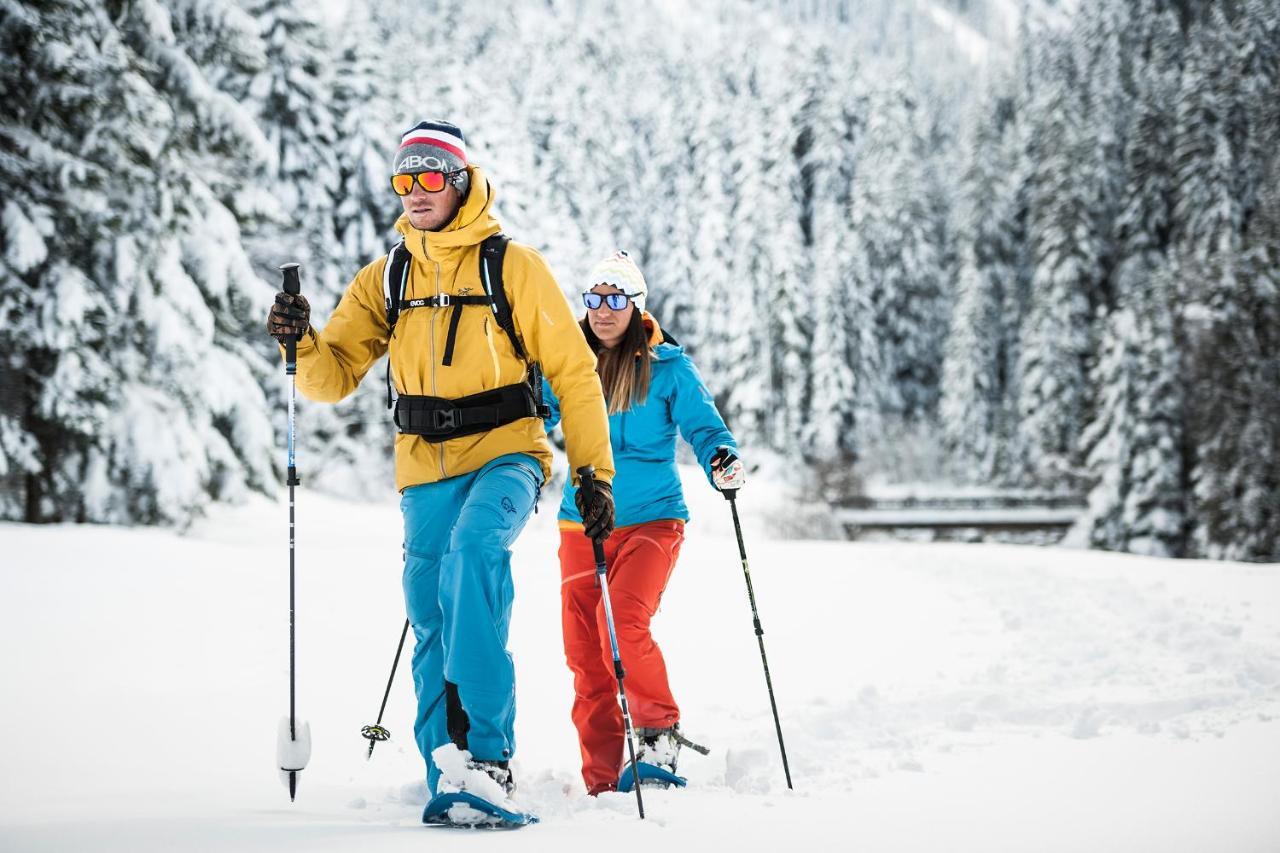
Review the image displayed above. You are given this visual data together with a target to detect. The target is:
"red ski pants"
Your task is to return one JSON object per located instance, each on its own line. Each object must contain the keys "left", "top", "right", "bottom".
{"left": 559, "top": 520, "right": 685, "bottom": 793}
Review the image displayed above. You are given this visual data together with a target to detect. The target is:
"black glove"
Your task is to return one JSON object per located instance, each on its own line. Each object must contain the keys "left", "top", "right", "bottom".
{"left": 575, "top": 478, "right": 615, "bottom": 543}
{"left": 267, "top": 291, "right": 311, "bottom": 343}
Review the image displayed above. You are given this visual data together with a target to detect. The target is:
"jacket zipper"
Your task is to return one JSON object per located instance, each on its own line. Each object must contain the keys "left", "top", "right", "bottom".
{"left": 483, "top": 316, "right": 500, "bottom": 388}
{"left": 424, "top": 234, "right": 446, "bottom": 478}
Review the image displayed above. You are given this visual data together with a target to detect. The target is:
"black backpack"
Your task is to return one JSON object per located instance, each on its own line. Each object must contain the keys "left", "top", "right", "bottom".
{"left": 380, "top": 233, "right": 547, "bottom": 417}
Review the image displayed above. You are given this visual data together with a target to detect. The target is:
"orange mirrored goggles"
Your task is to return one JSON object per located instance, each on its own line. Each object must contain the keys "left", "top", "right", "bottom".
{"left": 391, "top": 170, "right": 457, "bottom": 196}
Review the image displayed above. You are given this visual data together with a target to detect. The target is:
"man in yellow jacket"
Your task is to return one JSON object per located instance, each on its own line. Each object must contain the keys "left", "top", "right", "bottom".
{"left": 267, "top": 120, "right": 615, "bottom": 813}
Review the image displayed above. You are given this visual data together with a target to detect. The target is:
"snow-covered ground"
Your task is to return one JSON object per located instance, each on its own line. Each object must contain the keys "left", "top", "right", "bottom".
{"left": 2, "top": 467, "right": 1278, "bottom": 852}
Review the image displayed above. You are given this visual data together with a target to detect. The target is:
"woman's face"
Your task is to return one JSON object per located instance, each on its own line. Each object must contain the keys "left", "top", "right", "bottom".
{"left": 586, "top": 284, "right": 635, "bottom": 349}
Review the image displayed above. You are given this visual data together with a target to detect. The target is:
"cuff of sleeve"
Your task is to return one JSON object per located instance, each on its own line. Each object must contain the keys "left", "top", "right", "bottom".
{"left": 297, "top": 327, "right": 318, "bottom": 351}
{"left": 278, "top": 327, "right": 318, "bottom": 360}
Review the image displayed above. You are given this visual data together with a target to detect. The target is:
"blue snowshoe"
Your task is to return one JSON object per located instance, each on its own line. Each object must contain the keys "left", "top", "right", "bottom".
{"left": 617, "top": 724, "right": 708, "bottom": 792}
{"left": 422, "top": 758, "right": 538, "bottom": 828}
{"left": 422, "top": 791, "right": 538, "bottom": 828}
{"left": 617, "top": 761, "right": 687, "bottom": 792}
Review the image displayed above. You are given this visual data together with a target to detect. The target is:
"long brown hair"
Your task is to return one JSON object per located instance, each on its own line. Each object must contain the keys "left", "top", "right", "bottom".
{"left": 580, "top": 312, "right": 653, "bottom": 415}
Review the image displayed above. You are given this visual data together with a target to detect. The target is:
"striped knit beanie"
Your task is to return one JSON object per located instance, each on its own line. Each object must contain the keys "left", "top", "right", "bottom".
{"left": 391, "top": 120, "right": 470, "bottom": 196}
{"left": 585, "top": 250, "right": 648, "bottom": 313}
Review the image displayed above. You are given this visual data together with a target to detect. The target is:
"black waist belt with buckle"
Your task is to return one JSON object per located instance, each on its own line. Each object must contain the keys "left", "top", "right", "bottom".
{"left": 393, "top": 382, "right": 540, "bottom": 442}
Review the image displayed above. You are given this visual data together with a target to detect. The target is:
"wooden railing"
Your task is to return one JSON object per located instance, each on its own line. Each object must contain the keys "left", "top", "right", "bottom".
{"left": 834, "top": 491, "right": 1086, "bottom": 541}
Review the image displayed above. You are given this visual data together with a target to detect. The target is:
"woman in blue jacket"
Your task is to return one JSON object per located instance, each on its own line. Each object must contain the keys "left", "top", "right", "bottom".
{"left": 542, "top": 251, "right": 746, "bottom": 795}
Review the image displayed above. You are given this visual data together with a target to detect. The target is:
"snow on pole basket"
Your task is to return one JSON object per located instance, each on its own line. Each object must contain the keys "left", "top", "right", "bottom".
{"left": 277, "top": 716, "right": 311, "bottom": 800}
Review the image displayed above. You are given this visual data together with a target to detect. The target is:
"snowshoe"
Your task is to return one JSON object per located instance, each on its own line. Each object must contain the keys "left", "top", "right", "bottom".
{"left": 617, "top": 760, "right": 686, "bottom": 792}
{"left": 617, "top": 723, "right": 709, "bottom": 791}
{"left": 422, "top": 790, "right": 538, "bottom": 828}
{"left": 424, "top": 745, "right": 538, "bottom": 828}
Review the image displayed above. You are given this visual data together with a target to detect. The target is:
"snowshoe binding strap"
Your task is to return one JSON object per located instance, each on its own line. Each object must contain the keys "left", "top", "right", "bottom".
{"left": 636, "top": 724, "right": 710, "bottom": 756}
{"left": 673, "top": 729, "right": 710, "bottom": 756}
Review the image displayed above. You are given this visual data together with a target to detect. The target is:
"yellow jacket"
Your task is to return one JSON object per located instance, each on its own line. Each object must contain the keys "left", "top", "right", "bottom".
{"left": 291, "top": 166, "right": 614, "bottom": 491}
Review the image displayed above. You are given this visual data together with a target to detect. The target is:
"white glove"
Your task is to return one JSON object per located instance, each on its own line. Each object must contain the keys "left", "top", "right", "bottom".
{"left": 710, "top": 446, "right": 746, "bottom": 491}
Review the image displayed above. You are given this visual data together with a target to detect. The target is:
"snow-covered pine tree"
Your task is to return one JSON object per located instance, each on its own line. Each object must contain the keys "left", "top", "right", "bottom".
{"left": 797, "top": 48, "right": 860, "bottom": 488}
{"left": 1077, "top": 1, "right": 1186, "bottom": 556}
{"left": 850, "top": 77, "right": 947, "bottom": 427}
{"left": 680, "top": 63, "right": 736, "bottom": 363}
{"left": 940, "top": 89, "right": 1020, "bottom": 484}
{"left": 1013, "top": 35, "right": 1097, "bottom": 489}
{"left": 711, "top": 59, "right": 782, "bottom": 450}
{"left": 635, "top": 58, "right": 704, "bottom": 343}
{"left": 1232, "top": 0, "right": 1280, "bottom": 561}
{"left": 240, "top": 0, "right": 375, "bottom": 495}
{"left": 1078, "top": 258, "right": 1184, "bottom": 556}
{"left": 1074, "top": 0, "right": 1134, "bottom": 312}
{"left": 756, "top": 46, "right": 814, "bottom": 456}
{"left": 283, "top": 7, "right": 402, "bottom": 497}
{"left": 1229, "top": 145, "right": 1280, "bottom": 562}
{"left": 1180, "top": 5, "right": 1280, "bottom": 561}
{"left": 940, "top": 249, "right": 1005, "bottom": 482}
{"left": 330, "top": 12, "right": 396, "bottom": 273}
{"left": 684, "top": 21, "right": 808, "bottom": 456}
{"left": 0, "top": 0, "right": 276, "bottom": 525}
{"left": 243, "top": 0, "right": 343, "bottom": 296}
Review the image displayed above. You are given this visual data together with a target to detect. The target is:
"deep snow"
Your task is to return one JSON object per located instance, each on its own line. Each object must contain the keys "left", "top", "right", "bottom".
{"left": 1, "top": 466, "right": 1278, "bottom": 851}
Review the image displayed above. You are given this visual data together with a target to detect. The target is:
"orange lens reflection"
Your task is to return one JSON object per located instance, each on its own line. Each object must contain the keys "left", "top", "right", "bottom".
{"left": 418, "top": 171, "right": 446, "bottom": 192}
{"left": 392, "top": 171, "right": 449, "bottom": 195}
{"left": 391, "top": 174, "right": 415, "bottom": 195}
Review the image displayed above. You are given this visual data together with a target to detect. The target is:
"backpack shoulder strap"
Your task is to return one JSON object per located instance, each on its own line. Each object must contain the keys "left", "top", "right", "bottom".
{"left": 382, "top": 240, "right": 411, "bottom": 332}
{"left": 382, "top": 240, "right": 411, "bottom": 411}
{"left": 478, "top": 233, "right": 527, "bottom": 361}
{"left": 479, "top": 234, "right": 549, "bottom": 419}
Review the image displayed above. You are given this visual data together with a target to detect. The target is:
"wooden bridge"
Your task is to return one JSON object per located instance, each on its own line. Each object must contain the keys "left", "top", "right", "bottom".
{"left": 834, "top": 491, "right": 1086, "bottom": 543}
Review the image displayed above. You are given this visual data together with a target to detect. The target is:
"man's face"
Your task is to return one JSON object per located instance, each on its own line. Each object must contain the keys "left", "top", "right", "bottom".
{"left": 399, "top": 175, "right": 462, "bottom": 231}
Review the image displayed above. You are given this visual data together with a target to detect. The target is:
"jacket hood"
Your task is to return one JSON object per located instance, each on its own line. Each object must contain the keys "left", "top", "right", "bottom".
{"left": 642, "top": 313, "right": 684, "bottom": 361}
{"left": 394, "top": 165, "right": 501, "bottom": 262}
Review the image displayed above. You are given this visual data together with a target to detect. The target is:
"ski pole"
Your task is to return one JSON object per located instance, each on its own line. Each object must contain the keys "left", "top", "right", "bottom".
{"left": 578, "top": 466, "right": 645, "bottom": 819}
{"left": 361, "top": 618, "right": 410, "bottom": 759}
{"left": 276, "top": 262, "right": 310, "bottom": 801}
{"left": 723, "top": 489, "right": 793, "bottom": 790}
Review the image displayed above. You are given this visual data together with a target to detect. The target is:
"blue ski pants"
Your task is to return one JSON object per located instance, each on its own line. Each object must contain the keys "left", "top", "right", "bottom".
{"left": 400, "top": 453, "right": 543, "bottom": 794}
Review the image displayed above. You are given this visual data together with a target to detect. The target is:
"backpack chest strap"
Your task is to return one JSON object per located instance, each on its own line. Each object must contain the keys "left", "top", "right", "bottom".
{"left": 396, "top": 295, "right": 492, "bottom": 366}
{"left": 398, "top": 294, "right": 491, "bottom": 310}
{"left": 380, "top": 233, "right": 547, "bottom": 417}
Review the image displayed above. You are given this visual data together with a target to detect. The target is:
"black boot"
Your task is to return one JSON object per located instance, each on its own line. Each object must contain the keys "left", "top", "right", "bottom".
{"left": 635, "top": 723, "right": 710, "bottom": 773}
{"left": 466, "top": 757, "right": 515, "bottom": 796}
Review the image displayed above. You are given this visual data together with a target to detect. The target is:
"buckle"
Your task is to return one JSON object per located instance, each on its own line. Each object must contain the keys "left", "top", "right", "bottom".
{"left": 436, "top": 293, "right": 451, "bottom": 307}
{"left": 432, "top": 407, "right": 458, "bottom": 431}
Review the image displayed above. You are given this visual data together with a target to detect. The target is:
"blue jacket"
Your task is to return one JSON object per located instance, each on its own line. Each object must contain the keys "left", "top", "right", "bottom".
{"left": 542, "top": 317, "right": 737, "bottom": 529}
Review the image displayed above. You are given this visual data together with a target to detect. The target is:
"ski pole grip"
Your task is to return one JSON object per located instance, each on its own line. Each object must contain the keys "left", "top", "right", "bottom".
{"left": 577, "top": 465, "right": 608, "bottom": 564}
{"left": 279, "top": 262, "right": 302, "bottom": 365}
{"left": 721, "top": 487, "right": 739, "bottom": 501}
{"left": 280, "top": 263, "right": 301, "bottom": 296}
{"left": 577, "top": 465, "right": 596, "bottom": 498}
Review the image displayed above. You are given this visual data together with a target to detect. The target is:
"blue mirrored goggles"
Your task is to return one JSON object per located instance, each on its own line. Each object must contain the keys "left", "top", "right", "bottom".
{"left": 582, "top": 292, "right": 639, "bottom": 311}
